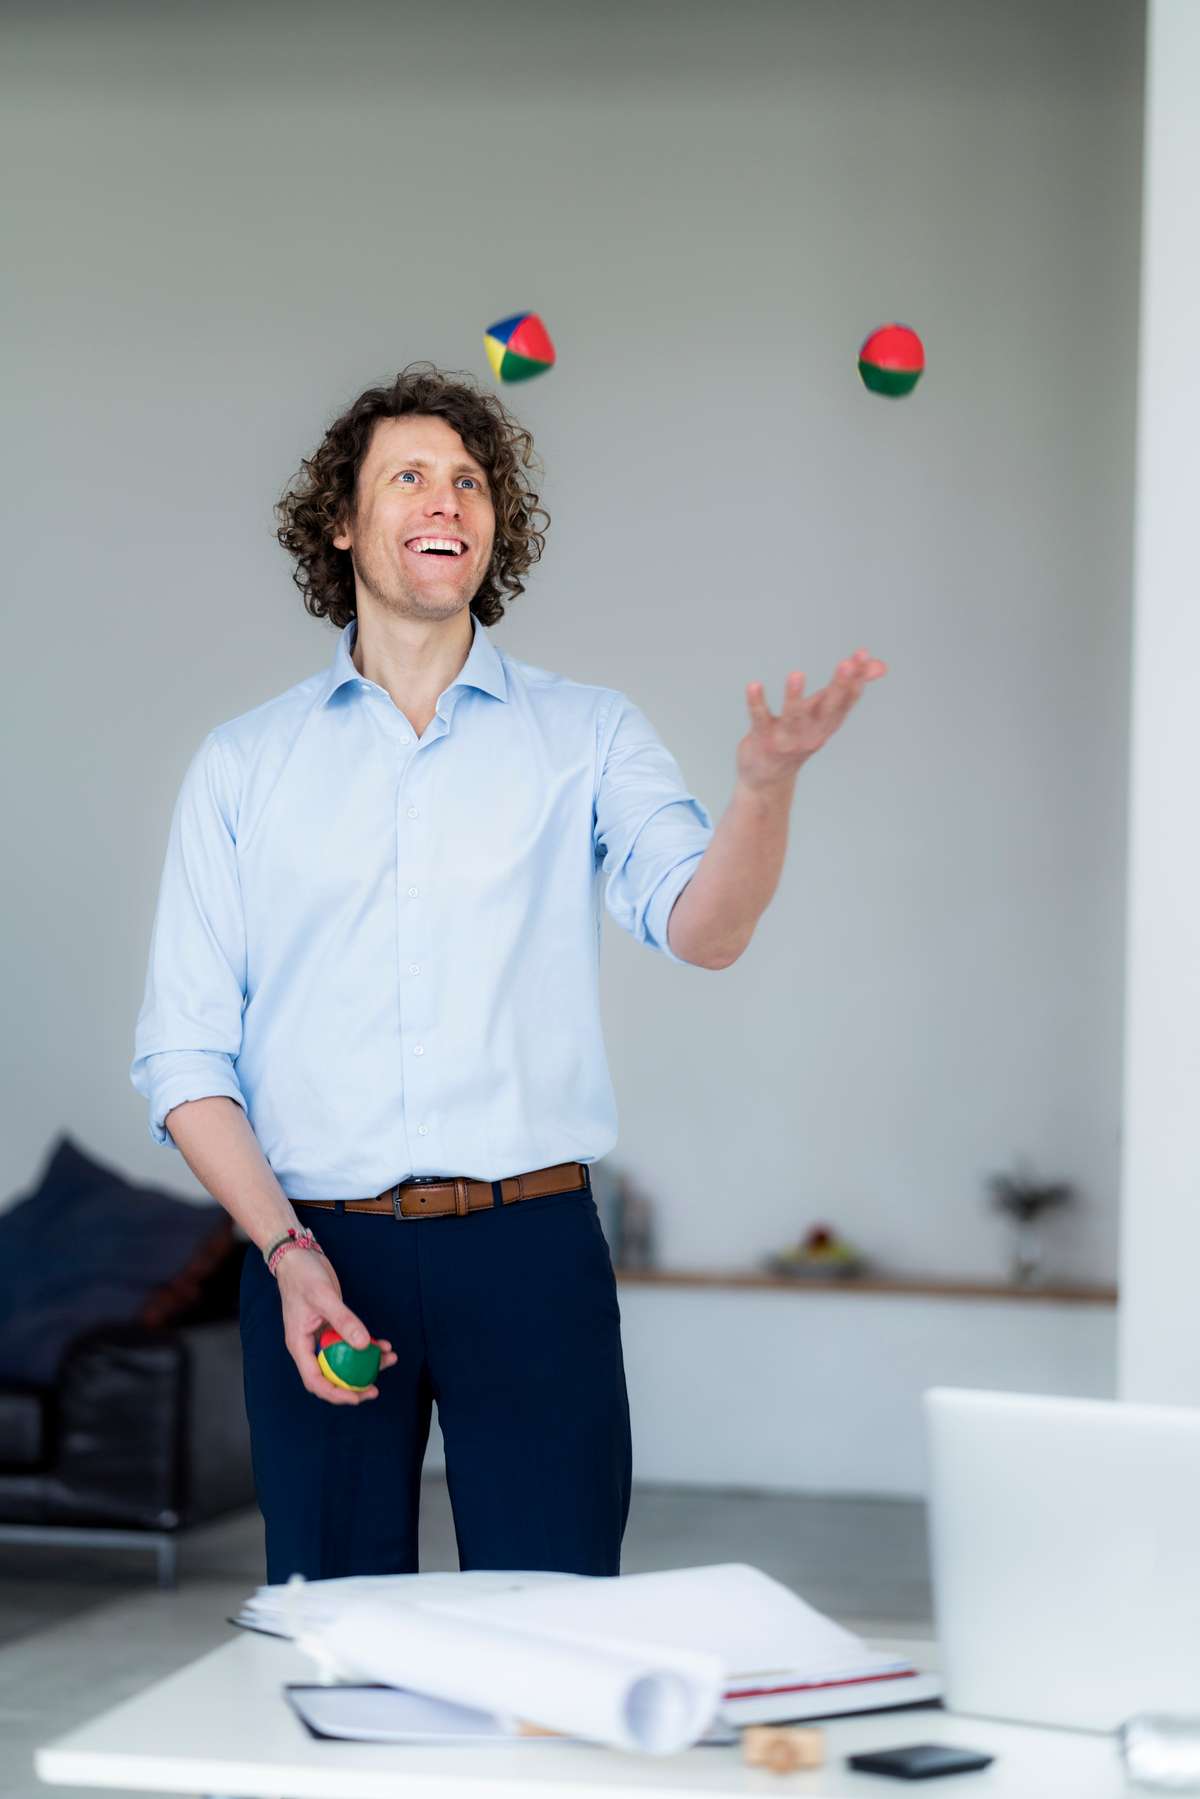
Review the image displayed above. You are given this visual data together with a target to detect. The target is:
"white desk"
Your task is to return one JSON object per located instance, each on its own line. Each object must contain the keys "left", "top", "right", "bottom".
{"left": 35, "top": 1628, "right": 1137, "bottom": 1798}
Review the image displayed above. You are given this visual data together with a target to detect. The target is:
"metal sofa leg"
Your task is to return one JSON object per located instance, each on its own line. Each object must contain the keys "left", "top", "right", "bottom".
{"left": 0, "top": 1522, "right": 179, "bottom": 1586}
{"left": 156, "top": 1534, "right": 178, "bottom": 1589}
{"left": 156, "top": 1532, "right": 177, "bottom": 1590}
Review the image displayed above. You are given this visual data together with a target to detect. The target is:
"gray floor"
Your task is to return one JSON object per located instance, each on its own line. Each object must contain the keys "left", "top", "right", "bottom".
{"left": 0, "top": 1473, "right": 930, "bottom": 1799}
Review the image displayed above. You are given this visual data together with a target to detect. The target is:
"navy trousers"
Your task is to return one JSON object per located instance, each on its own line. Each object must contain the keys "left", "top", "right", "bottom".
{"left": 239, "top": 1174, "right": 633, "bottom": 1584}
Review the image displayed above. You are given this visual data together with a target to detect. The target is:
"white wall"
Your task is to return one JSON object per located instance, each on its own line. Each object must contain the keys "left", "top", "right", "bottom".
{"left": 620, "top": 1288, "right": 1116, "bottom": 1496}
{"left": 1118, "top": 0, "right": 1200, "bottom": 1405}
{"left": 1, "top": 0, "right": 1141, "bottom": 1419}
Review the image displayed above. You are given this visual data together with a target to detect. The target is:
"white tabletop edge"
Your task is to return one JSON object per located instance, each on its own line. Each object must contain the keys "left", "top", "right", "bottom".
{"left": 32, "top": 1625, "right": 1132, "bottom": 1798}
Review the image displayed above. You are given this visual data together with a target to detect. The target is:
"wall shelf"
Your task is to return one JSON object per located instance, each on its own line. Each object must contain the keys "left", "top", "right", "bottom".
{"left": 613, "top": 1268, "right": 1117, "bottom": 1305}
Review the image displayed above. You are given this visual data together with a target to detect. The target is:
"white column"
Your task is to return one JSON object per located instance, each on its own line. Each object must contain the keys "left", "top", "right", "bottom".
{"left": 1118, "top": 0, "right": 1200, "bottom": 1403}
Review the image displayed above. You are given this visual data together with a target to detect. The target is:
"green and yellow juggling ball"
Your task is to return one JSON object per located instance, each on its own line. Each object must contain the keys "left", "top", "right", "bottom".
{"left": 483, "top": 311, "right": 556, "bottom": 383}
{"left": 858, "top": 323, "right": 925, "bottom": 398}
{"left": 316, "top": 1327, "right": 382, "bottom": 1391}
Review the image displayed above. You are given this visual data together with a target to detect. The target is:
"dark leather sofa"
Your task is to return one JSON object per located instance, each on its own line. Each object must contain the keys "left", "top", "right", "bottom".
{"left": 0, "top": 1315, "right": 254, "bottom": 1587}
{"left": 0, "top": 1137, "right": 257, "bottom": 1586}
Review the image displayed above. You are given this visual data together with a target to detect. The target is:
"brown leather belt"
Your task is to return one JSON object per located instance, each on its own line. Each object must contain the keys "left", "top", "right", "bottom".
{"left": 293, "top": 1160, "right": 590, "bottom": 1220}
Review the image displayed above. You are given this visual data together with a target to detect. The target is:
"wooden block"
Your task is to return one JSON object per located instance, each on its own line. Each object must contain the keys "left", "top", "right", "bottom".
{"left": 742, "top": 1724, "right": 826, "bottom": 1772}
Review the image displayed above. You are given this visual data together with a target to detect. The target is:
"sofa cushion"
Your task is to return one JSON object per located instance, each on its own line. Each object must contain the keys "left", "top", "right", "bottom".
{"left": 140, "top": 1218, "right": 237, "bottom": 1328}
{"left": 0, "top": 1136, "right": 231, "bottom": 1386}
{"left": 0, "top": 1389, "right": 47, "bottom": 1468}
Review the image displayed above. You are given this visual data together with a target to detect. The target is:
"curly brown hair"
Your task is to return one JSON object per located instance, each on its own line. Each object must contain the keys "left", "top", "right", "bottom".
{"left": 274, "top": 362, "right": 549, "bottom": 630}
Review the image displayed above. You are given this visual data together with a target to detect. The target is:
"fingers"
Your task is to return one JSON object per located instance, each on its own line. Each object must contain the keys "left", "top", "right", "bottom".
{"left": 842, "top": 648, "right": 887, "bottom": 681}
{"left": 305, "top": 1323, "right": 396, "bottom": 1403}
{"left": 332, "top": 1308, "right": 372, "bottom": 1351}
{"left": 745, "top": 680, "right": 774, "bottom": 727}
{"left": 822, "top": 650, "right": 885, "bottom": 718}
{"left": 816, "top": 669, "right": 861, "bottom": 729}
{"left": 286, "top": 1320, "right": 392, "bottom": 1405}
{"left": 287, "top": 1334, "right": 373, "bottom": 1405}
{"left": 754, "top": 652, "right": 884, "bottom": 722}
{"left": 306, "top": 1328, "right": 398, "bottom": 1400}
{"left": 748, "top": 673, "right": 807, "bottom": 725}
{"left": 275, "top": 1264, "right": 392, "bottom": 1402}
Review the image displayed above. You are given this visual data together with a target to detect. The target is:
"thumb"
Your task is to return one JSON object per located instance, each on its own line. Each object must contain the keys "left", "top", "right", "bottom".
{"left": 331, "top": 1309, "right": 371, "bottom": 1350}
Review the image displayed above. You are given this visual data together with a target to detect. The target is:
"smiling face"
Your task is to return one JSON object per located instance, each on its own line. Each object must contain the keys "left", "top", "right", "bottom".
{"left": 331, "top": 413, "right": 496, "bottom": 623}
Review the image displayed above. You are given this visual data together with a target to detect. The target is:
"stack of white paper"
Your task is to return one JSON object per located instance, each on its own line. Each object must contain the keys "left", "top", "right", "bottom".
{"left": 237, "top": 1563, "right": 939, "bottom": 1753}
{"left": 236, "top": 1568, "right": 575, "bottom": 1639}
{"left": 418, "top": 1564, "right": 940, "bottom": 1726}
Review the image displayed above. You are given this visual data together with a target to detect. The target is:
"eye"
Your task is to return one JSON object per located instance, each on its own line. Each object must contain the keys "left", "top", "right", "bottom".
{"left": 458, "top": 477, "right": 479, "bottom": 489}
{"left": 396, "top": 470, "right": 418, "bottom": 484}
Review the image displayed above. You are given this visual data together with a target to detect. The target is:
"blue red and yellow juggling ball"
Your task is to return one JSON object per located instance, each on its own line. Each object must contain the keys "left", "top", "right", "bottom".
{"left": 484, "top": 312, "right": 556, "bottom": 382}
{"left": 858, "top": 324, "right": 925, "bottom": 398}
{"left": 316, "top": 1327, "right": 382, "bottom": 1391}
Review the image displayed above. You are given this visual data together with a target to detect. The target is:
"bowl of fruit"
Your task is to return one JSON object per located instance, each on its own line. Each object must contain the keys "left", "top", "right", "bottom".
{"left": 766, "top": 1224, "right": 865, "bottom": 1280}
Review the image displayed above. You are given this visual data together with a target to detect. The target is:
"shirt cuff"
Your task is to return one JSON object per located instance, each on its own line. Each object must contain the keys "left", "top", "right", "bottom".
{"left": 140, "top": 1051, "right": 248, "bottom": 1146}
{"left": 643, "top": 852, "right": 709, "bottom": 966}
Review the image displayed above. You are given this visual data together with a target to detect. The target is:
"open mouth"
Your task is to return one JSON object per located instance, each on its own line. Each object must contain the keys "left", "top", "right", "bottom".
{"left": 404, "top": 536, "right": 466, "bottom": 559}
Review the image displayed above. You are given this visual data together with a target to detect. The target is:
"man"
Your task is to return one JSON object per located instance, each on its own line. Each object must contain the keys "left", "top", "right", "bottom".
{"left": 131, "top": 364, "right": 885, "bottom": 1584}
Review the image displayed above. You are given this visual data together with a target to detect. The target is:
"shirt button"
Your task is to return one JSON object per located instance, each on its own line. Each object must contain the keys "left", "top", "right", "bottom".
{"left": 409, "top": 964, "right": 421, "bottom": 975}
{"left": 407, "top": 806, "right": 419, "bottom": 818}
{"left": 418, "top": 1125, "right": 429, "bottom": 1136}
{"left": 407, "top": 886, "right": 419, "bottom": 898}
{"left": 414, "top": 1045, "right": 424, "bottom": 1056}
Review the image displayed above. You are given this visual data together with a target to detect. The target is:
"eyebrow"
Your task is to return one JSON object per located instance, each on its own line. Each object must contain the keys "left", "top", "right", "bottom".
{"left": 381, "top": 456, "right": 488, "bottom": 481}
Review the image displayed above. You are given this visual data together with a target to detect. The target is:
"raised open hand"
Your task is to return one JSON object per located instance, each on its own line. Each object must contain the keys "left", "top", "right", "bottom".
{"left": 737, "top": 648, "right": 887, "bottom": 792}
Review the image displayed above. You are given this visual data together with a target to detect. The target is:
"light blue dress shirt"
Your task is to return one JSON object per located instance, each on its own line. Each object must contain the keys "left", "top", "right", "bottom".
{"left": 131, "top": 617, "right": 715, "bottom": 1199}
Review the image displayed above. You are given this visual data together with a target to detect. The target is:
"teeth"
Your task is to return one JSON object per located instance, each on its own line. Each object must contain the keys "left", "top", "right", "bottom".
{"left": 408, "top": 538, "right": 464, "bottom": 555}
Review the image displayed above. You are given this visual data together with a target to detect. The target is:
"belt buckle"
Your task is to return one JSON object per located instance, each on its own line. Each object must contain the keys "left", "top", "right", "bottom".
{"left": 393, "top": 1176, "right": 444, "bottom": 1219}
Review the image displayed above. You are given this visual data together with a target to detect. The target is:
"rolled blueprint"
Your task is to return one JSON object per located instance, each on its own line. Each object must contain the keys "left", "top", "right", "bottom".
{"left": 313, "top": 1597, "right": 724, "bottom": 1755}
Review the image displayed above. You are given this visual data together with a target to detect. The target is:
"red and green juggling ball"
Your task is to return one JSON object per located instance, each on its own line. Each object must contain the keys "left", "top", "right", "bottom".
{"left": 316, "top": 1327, "right": 382, "bottom": 1391}
{"left": 483, "top": 311, "right": 556, "bottom": 383}
{"left": 858, "top": 323, "right": 925, "bottom": 398}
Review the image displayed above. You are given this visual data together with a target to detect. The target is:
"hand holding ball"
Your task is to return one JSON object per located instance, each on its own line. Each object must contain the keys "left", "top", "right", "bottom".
{"left": 316, "top": 1327, "right": 382, "bottom": 1391}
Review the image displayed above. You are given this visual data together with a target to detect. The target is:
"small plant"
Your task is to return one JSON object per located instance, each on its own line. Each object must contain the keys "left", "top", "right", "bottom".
{"left": 987, "top": 1157, "right": 1076, "bottom": 1284}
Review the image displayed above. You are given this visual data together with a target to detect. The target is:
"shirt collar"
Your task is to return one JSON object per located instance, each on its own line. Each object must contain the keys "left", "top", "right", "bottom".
{"left": 318, "top": 614, "right": 509, "bottom": 710}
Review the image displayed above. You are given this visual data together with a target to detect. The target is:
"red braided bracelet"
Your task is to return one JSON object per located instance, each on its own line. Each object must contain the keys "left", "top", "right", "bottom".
{"left": 265, "top": 1226, "right": 325, "bottom": 1277}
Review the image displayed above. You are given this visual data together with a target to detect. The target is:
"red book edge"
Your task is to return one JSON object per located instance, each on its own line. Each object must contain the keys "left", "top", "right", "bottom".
{"left": 724, "top": 1665, "right": 922, "bottom": 1701}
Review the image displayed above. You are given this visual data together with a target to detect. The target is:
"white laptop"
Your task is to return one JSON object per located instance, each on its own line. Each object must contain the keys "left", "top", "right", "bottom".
{"left": 924, "top": 1386, "right": 1200, "bottom": 1733}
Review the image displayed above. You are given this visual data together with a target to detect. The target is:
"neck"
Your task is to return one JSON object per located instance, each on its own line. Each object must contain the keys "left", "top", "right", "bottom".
{"left": 350, "top": 604, "right": 475, "bottom": 717}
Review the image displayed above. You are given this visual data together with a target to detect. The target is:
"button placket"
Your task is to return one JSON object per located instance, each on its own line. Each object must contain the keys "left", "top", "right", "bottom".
{"left": 397, "top": 754, "right": 435, "bottom": 1167}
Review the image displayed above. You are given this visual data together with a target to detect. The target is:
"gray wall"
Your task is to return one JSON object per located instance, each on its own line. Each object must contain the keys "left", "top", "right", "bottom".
{"left": 2, "top": 0, "right": 1142, "bottom": 1284}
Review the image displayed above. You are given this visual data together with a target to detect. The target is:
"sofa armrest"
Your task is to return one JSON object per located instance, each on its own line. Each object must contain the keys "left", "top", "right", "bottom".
{"left": 0, "top": 1386, "right": 50, "bottom": 1470}
{"left": 175, "top": 1320, "right": 256, "bottom": 1524}
{"left": 54, "top": 1325, "right": 185, "bottom": 1528}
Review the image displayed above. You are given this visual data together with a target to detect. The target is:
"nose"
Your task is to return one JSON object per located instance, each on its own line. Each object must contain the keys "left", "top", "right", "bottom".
{"left": 423, "top": 479, "right": 461, "bottom": 519}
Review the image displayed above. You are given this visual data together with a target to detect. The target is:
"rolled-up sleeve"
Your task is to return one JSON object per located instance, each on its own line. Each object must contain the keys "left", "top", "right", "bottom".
{"left": 593, "top": 692, "right": 715, "bottom": 965}
{"left": 130, "top": 732, "right": 249, "bottom": 1146}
